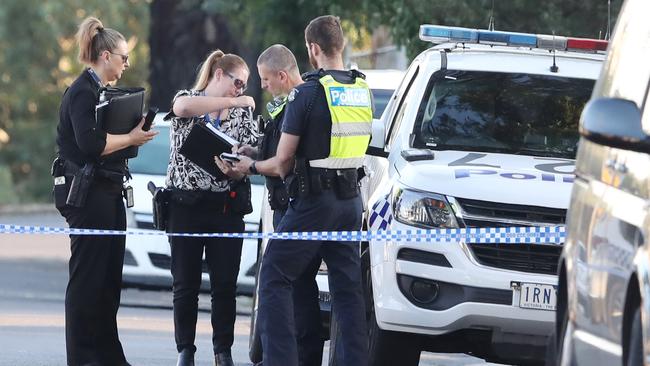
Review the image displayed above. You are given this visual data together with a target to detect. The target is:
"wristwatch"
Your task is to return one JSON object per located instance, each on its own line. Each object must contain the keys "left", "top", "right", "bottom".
{"left": 249, "top": 161, "right": 258, "bottom": 175}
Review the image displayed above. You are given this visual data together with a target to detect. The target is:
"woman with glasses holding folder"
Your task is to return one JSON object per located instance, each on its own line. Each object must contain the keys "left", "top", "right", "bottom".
{"left": 165, "top": 49, "right": 257, "bottom": 366}
{"left": 54, "top": 17, "right": 157, "bottom": 366}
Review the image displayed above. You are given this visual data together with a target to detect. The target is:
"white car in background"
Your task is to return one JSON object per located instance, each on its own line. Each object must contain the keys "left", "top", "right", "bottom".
{"left": 248, "top": 68, "right": 406, "bottom": 364}
{"left": 122, "top": 113, "right": 264, "bottom": 296}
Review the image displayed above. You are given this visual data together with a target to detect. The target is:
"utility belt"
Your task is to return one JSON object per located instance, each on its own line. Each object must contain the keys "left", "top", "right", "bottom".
{"left": 285, "top": 158, "right": 365, "bottom": 200}
{"left": 153, "top": 178, "right": 253, "bottom": 231}
{"left": 51, "top": 156, "right": 128, "bottom": 208}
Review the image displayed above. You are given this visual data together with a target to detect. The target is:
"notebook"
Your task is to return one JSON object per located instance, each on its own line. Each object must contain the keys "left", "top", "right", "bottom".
{"left": 179, "top": 122, "right": 238, "bottom": 179}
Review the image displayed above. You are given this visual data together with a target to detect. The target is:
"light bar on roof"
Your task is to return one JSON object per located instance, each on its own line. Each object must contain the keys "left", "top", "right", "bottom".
{"left": 419, "top": 24, "right": 608, "bottom": 52}
{"left": 567, "top": 37, "right": 608, "bottom": 51}
{"left": 478, "top": 30, "right": 537, "bottom": 47}
{"left": 419, "top": 25, "right": 478, "bottom": 43}
{"left": 537, "top": 35, "right": 568, "bottom": 51}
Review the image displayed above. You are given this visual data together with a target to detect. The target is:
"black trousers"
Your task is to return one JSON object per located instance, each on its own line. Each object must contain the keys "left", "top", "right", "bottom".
{"left": 167, "top": 191, "right": 244, "bottom": 355}
{"left": 259, "top": 190, "right": 368, "bottom": 366}
{"left": 273, "top": 209, "right": 324, "bottom": 366}
{"left": 57, "top": 179, "right": 128, "bottom": 366}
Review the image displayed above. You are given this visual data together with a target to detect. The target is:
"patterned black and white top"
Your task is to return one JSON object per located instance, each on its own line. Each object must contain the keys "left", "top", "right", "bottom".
{"left": 165, "top": 89, "right": 259, "bottom": 192}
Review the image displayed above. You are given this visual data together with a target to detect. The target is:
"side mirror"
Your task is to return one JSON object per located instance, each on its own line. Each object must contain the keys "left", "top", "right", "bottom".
{"left": 580, "top": 98, "right": 650, "bottom": 153}
{"left": 367, "top": 118, "right": 388, "bottom": 157}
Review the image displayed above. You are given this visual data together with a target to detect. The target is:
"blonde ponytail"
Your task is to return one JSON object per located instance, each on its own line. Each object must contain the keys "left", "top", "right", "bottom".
{"left": 76, "top": 16, "right": 125, "bottom": 65}
{"left": 193, "top": 49, "right": 249, "bottom": 91}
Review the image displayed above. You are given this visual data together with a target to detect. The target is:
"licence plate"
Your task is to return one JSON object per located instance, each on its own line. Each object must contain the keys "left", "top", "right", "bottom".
{"left": 518, "top": 283, "right": 556, "bottom": 311}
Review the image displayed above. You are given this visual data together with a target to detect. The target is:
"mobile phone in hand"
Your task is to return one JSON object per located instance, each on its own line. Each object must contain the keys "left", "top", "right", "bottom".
{"left": 142, "top": 107, "right": 159, "bottom": 131}
{"left": 220, "top": 152, "right": 241, "bottom": 163}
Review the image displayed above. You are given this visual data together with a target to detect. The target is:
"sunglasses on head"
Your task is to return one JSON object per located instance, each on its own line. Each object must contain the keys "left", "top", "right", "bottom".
{"left": 225, "top": 71, "right": 247, "bottom": 92}
{"left": 109, "top": 51, "right": 129, "bottom": 63}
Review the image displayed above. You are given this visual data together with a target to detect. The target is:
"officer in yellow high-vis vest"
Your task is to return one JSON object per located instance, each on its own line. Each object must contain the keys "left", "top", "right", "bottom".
{"left": 232, "top": 15, "right": 371, "bottom": 366}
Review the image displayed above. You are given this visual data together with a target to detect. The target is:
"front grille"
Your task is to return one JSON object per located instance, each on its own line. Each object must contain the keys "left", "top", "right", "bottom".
{"left": 456, "top": 198, "right": 565, "bottom": 275}
{"left": 148, "top": 253, "right": 209, "bottom": 273}
{"left": 468, "top": 243, "right": 562, "bottom": 275}
{"left": 456, "top": 197, "right": 566, "bottom": 225}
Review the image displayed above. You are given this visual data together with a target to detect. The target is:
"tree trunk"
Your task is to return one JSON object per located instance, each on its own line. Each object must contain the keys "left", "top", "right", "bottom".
{"left": 149, "top": 0, "right": 242, "bottom": 111}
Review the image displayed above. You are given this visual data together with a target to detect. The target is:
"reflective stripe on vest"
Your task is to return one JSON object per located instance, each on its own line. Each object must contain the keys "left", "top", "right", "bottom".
{"left": 310, "top": 75, "right": 372, "bottom": 169}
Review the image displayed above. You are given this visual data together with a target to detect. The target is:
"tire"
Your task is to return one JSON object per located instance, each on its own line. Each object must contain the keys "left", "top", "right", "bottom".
{"left": 248, "top": 240, "right": 264, "bottom": 363}
{"left": 362, "top": 250, "right": 421, "bottom": 366}
{"left": 627, "top": 307, "right": 643, "bottom": 366}
{"left": 556, "top": 303, "right": 576, "bottom": 366}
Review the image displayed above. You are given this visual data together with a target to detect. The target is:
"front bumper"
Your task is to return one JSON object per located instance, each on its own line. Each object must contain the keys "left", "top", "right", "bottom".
{"left": 371, "top": 227, "right": 557, "bottom": 339}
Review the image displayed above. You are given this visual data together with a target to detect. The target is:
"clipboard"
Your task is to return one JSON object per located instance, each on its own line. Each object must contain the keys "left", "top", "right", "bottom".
{"left": 179, "top": 122, "right": 239, "bottom": 179}
{"left": 96, "top": 87, "right": 145, "bottom": 159}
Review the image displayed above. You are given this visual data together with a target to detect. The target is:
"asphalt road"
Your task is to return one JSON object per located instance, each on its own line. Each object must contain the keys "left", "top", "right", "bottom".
{"left": 0, "top": 210, "right": 504, "bottom": 365}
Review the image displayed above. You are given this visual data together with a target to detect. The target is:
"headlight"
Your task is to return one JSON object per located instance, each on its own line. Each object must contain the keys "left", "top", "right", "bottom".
{"left": 392, "top": 186, "right": 459, "bottom": 228}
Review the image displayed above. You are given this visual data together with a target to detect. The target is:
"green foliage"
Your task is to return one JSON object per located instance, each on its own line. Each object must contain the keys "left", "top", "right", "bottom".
{"left": 0, "top": 0, "right": 622, "bottom": 203}
{"left": 0, "top": 0, "right": 150, "bottom": 203}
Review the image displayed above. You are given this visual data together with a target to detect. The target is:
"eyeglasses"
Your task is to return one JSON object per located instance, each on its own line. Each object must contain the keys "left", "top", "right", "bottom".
{"left": 225, "top": 71, "right": 247, "bottom": 92}
{"left": 109, "top": 51, "right": 129, "bottom": 64}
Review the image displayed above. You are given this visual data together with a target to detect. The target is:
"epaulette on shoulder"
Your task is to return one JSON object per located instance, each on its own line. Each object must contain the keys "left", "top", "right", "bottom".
{"left": 350, "top": 69, "right": 366, "bottom": 80}
{"left": 301, "top": 69, "right": 327, "bottom": 82}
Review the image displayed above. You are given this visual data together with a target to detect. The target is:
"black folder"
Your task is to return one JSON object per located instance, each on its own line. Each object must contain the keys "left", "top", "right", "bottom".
{"left": 96, "top": 87, "right": 145, "bottom": 159}
{"left": 179, "top": 122, "right": 239, "bottom": 179}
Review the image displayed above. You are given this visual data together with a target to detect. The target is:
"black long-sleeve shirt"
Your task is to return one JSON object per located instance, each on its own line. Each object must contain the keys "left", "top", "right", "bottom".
{"left": 56, "top": 70, "right": 113, "bottom": 167}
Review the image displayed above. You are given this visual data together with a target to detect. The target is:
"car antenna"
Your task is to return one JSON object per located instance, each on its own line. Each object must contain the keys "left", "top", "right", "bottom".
{"left": 487, "top": 0, "right": 495, "bottom": 31}
{"left": 604, "top": 0, "right": 612, "bottom": 40}
{"left": 550, "top": 31, "right": 559, "bottom": 73}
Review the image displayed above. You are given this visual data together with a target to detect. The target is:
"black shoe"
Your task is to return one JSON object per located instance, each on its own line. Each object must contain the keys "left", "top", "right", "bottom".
{"left": 176, "top": 348, "right": 195, "bottom": 366}
{"left": 214, "top": 351, "right": 234, "bottom": 366}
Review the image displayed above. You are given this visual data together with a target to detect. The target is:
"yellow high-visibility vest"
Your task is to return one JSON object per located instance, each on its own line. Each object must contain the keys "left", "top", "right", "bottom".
{"left": 309, "top": 74, "right": 372, "bottom": 169}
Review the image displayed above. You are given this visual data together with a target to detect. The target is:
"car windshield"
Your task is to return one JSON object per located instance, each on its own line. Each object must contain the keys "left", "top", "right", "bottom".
{"left": 412, "top": 70, "right": 595, "bottom": 159}
{"left": 129, "top": 125, "right": 265, "bottom": 185}
{"left": 371, "top": 89, "right": 393, "bottom": 119}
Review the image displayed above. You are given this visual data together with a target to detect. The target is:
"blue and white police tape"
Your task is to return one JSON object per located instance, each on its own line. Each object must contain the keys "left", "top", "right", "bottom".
{"left": 0, "top": 223, "right": 565, "bottom": 244}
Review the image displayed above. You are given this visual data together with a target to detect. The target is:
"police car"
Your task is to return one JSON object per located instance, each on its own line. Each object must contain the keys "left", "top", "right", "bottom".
{"left": 354, "top": 25, "right": 607, "bottom": 365}
{"left": 122, "top": 113, "right": 264, "bottom": 295}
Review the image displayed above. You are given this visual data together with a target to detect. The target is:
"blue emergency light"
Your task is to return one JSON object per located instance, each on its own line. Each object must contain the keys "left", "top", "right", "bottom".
{"left": 419, "top": 25, "right": 607, "bottom": 52}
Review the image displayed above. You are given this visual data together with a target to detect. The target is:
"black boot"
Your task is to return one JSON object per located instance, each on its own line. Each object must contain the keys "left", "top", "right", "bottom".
{"left": 176, "top": 348, "right": 195, "bottom": 366}
{"left": 214, "top": 351, "right": 234, "bottom": 366}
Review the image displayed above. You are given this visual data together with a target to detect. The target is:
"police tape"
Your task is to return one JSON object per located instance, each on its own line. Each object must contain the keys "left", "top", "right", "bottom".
{"left": 0, "top": 223, "right": 565, "bottom": 244}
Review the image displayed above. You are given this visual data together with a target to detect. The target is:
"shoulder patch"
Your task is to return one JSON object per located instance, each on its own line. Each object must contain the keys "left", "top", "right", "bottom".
{"left": 287, "top": 88, "right": 299, "bottom": 102}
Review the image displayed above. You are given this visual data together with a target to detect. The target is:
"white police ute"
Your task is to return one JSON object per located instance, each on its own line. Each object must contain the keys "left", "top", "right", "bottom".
{"left": 355, "top": 25, "right": 607, "bottom": 365}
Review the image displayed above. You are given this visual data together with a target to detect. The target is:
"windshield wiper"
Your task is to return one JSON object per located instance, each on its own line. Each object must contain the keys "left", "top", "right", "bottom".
{"left": 514, "top": 147, "right": 570, "bottom": 158}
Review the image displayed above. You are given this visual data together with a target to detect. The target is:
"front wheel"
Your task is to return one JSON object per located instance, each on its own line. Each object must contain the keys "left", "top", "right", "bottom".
{"left": 627, "top": 307, "right": 643, "bottom": 366}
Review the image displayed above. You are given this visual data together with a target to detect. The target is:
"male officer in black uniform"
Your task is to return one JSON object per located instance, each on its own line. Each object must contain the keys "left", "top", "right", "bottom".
{"left": 233, "top": 15, "right": 372, "bottom": 366}
{"left": 237, "top": 44, "right": 325, "bottom": 365}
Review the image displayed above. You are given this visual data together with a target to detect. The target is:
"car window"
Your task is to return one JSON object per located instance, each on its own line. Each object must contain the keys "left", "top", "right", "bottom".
{"left": 386, "top": 65, "right": 420, "bottom": 148}
{"left": 130, "top": 126, "right": 170, "bottom": 175}
{"left": 596, "top": 0, "right": 650, "bottom": 110}
{"left": 412, "top": 70, "right": 594, "bottom": 159}
{"left": 370, "top": 89, "right": 394, "bottom": 119}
